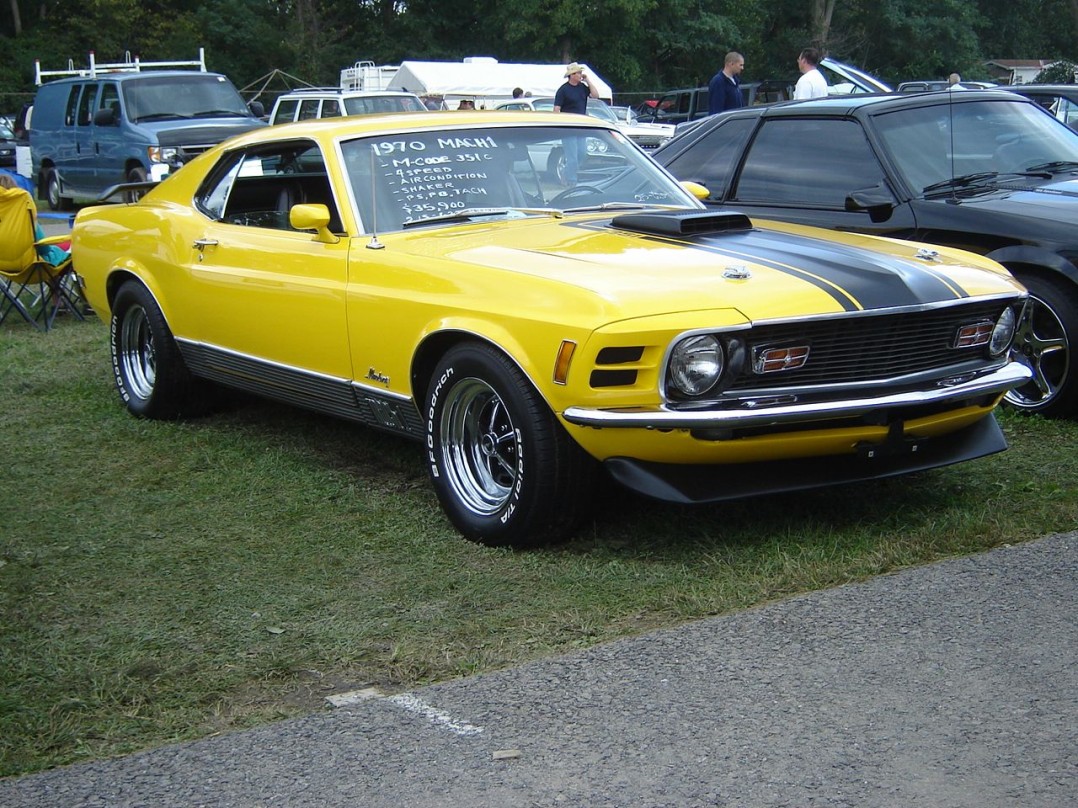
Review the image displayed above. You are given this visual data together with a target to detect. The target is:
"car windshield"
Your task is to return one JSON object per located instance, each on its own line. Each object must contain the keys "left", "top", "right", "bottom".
{"left": 872, "top": 98, "right": 1078, "bottom": 194}
{"left": 0, "top": 122, "right": 13, "bottom": 139}
{"left": 123, "top": 75, "right": 251, "bottom": 123}
{"left": 340, "top": 124, "right": 698, "bottom": 231}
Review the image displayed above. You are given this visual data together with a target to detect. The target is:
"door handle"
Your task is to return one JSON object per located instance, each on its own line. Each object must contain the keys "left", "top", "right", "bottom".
{"left": 193, "top": 238, "right": 218, "bottom": 261}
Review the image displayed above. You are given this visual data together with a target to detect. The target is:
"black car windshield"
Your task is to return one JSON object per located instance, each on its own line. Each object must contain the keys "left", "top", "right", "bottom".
{"left": 873, "top": 98, "right": 1078, "bottom": 194}
{"left": 124, "top": 75, "right": 251, "bottom": 123}
{"left": 340, "top": 125, "right": 698, "bottom": 231}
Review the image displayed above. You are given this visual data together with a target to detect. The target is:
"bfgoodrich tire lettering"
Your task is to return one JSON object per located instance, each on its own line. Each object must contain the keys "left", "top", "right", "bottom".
{"left": 1006, "top": 273, "right": 1078, "bottom": 418}
{"left": 425, "top": 342, "right": 597, "bottom": 548}
{"left": 110, "top": 280, "right": 204, "bottom": 419}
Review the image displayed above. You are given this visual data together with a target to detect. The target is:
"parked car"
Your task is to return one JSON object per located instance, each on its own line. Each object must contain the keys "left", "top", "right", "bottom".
{"left": 269, "top": 88, "right": 426, "bottom": 125}
{"left": 70, "top": 111, "right": 1029, "bottom": 546}
{"left": 1001, "top": 84, "right": 1078, "bottom": 130}
{"left": 638, "top": 58, "right": 891, "bottom": 126}
{"left": 31, "top": 68, "right": 265, "bottom": 209}
{"left": 653, "top": 90, "right": 1078, "bottom": 417}
{"left": 493, "top": 96, "right": 675, "bottom": 151}
{"left": 0, "top": 120, "right": 15, "bottom": 167}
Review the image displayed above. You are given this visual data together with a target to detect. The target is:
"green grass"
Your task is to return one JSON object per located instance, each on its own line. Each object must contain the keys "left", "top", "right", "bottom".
{"left": 1, "top": 318, "right": 1076, "bottom": 777}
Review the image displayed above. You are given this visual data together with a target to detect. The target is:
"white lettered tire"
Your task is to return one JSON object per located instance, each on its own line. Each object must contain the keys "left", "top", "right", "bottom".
{"left": 110, "top": 280, "right": 205, "bottom": 419}
{"left": 425, "top": 342, "right": 597, "bottom": 547}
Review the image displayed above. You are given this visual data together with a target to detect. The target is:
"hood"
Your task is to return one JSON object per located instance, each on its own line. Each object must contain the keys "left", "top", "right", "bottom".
{"left": 923, "top": 175, "right": 1078, "bottom": 241}
{"left": 394, "top": 211, "right": 1019, "bottom": 321}
{"left": 141, "top": 119, "right": 267, "bottom": 148}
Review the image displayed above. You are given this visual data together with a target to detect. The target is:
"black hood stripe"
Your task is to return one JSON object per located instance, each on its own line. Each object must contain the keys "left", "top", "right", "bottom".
{"left": 586, "top": 219, "right": 970, "bottom": 311}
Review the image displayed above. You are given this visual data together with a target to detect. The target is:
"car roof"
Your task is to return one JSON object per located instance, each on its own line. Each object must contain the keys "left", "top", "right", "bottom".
{"left": 277, "top": 88, "right": 419, "bottom": 97}
{"left": 41, "top": 70, "right": 228, "bottom": 85}
{"left": 220, "top": 110, "right": 615, "bottom": 147}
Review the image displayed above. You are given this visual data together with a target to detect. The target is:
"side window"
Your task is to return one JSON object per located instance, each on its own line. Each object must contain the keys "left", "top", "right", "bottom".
{"left": 322, "top": 99, "right": 341, "bottom": 118}
{"left": 64, "top": 85, "right": 82, "bottom": 126}
{"left": 272, "top": 98, "right": 299, "bottom": 125}
{"left": 664, "top": 118, "right": 755, "bottom": 200}
{"left": 98, "top": 83, "right": 121, "bottom": 122}
{"left": 195, "top": 141, "right": 342, "bottom": 233}
{"left": 77, "top": 84, "right": 99, "bottom": 126}
{"left": 733, "top": 118, "right": 887, "bottom": 207}
{"left": 298, "top": 99, "right": 319, "bottom": 120}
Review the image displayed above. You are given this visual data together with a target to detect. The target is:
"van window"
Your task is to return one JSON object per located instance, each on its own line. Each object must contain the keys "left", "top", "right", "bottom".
{"left": 298, "top": 99, "right": 319, "bottom": 120}
{"left": 77, "top": 84, "right": 99, "bottom": 126}
{"left": 64, "top": 85, "right": 81, "bottom": 126}
{"left": 99, "top": 83, "right": 121, "bottom": 122}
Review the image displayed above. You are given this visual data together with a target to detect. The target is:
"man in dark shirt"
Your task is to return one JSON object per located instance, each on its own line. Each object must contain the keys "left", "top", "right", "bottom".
{"left": 554, "top": 62, "right": 600, "bottom": 185}
{"left": 708, "top": 52, "right": 745, "bottom": 116}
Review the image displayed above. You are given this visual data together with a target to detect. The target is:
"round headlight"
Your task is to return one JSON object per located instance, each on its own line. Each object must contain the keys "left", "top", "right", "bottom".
{"left": 990, "top": 306, "right": 1017, "bottom": 356}
{"left": 669, "top": 335, "right": 724, "bottom": 397}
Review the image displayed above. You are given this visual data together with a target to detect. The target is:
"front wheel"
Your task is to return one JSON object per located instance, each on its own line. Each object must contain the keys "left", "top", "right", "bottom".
{"left": 1006, "top": 273, "right": 1078, "bottom": 418}
{"left": 110, "top": 281, "right": 205, "bottom": 419}
{"left": 425, "top": 343, "right": 597, "bottom": 547}
{"left": 45, "top": 168, "right": 71, "bottom": 211}
{"left": 125, "top": 166, "right": 148, "bottom": 203}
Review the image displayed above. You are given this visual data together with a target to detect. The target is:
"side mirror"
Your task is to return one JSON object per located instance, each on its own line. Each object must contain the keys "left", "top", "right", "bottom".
{"left": 845, "top": 183, "right": 896, "bottom": 223}
{"left": 289, "top": 203, "right": 339, "bottom": 244}
{"left": 249, "top": 100, "right": 266, "bottom": 118}
{"left": 93, "top": 107, "right": 118, "bottom": 126}
{"left": 680, "top": 180, "right": 711, "bottom": 201}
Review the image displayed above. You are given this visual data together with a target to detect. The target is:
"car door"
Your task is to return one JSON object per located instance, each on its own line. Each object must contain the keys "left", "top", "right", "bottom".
{"left": 61, "top": 83, "right": 97, "bottom": 194}
{"left": 183, "top": 140, "right": 352, "bottom": 379}
{"left": 724, "top": 116, "right": 918, "bottom": 237}
{"left": 91, "top": 82, "right": 125, "bottom": 190}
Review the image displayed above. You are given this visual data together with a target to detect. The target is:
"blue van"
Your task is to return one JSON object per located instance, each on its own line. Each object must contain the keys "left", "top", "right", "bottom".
{"left": 31, "top": 66, "right": 266, "bottom": 209}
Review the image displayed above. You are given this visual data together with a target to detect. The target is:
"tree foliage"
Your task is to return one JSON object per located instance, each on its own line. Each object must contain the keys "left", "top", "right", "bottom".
{"left": 0, "top": 0, "right": 1076, "bottom": 107}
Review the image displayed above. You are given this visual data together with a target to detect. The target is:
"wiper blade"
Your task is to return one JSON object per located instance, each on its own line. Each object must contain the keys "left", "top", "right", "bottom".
{"left": 561, "top": 201, "right": 656, "bottom": 213}
{"left": 923, "top": 170, "right": 1051, "bottom": 195}
{"left": 1023, "top": 160, "right": 1078, "bottom": 174}
{"left": 192, "top": 109, "right": 248, "bottom": 118}
{"left": 401, "top": 207, "right": 562, "bottom": 228}
{"left": 134, "top": 112, "right": 190, "bottom": 122}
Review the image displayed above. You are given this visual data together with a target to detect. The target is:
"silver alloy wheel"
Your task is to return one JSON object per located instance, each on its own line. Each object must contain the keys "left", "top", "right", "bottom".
{"left": 439, "top": 377, "right": 518, "bottom": 516}
{"left": 1006, "top": 293, "right": 1069, "bottom": 409}
{"left": 119, "top": 303, "right": 157, "bottom": 400}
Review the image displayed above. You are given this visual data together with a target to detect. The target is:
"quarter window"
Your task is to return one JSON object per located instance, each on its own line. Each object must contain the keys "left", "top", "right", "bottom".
{"left": 733, "top": 119, "right": 886, "bottom": 207}
{"left": 663, "top": 118, "right": 755, "bottom": 200}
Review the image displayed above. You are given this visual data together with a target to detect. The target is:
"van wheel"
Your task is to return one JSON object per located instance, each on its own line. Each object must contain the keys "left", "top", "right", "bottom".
{"left": 45, "top": 169, "right": 71, "bottom": 211}
{"left": 125, "top": 167, "right": 148, "bottom": 203}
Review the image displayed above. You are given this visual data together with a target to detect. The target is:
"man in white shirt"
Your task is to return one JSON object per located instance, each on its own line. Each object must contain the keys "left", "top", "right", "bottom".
{"left": 794, "top": 48, "right": 828, "bottom": 100}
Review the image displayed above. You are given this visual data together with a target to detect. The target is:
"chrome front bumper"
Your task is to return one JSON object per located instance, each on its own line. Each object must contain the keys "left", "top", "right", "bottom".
{"left": 562, "top": 362, "right": 1032, "bottom": 430}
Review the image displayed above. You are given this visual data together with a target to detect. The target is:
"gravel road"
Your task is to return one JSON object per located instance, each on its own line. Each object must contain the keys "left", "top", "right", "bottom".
{"left": 3, "top": 531, "right": 1074, "bottom": 807}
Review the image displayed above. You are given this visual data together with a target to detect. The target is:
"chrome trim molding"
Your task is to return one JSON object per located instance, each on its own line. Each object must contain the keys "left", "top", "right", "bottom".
{"left": 563, "top": 362, "right": 1032, "bottom": 430}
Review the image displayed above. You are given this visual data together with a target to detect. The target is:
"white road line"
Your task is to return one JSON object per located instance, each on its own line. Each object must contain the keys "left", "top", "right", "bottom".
{"left": 386, "top": 693, "right": 484, "bottom": 736}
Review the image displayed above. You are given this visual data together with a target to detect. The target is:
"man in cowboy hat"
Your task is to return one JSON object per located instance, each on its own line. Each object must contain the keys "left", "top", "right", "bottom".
{"left": 553, "top": 62, "right": 598, "bottom": 114}
{"left": 553, "top": 62, "right": 599, "bottom": 185}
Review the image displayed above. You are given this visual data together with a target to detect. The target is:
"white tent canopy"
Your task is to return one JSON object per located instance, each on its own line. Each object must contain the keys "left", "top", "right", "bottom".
{"left": 387, "top": 57, "right": 613, "bottom": 107}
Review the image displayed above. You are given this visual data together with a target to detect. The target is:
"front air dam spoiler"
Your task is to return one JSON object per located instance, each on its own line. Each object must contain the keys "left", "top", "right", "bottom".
{"left": 603, "top": 414, "right": 1007, "bottom": 505}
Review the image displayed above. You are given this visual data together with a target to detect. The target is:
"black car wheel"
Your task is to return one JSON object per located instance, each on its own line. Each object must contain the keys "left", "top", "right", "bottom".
{"left": 111, "top": 281, "right": 205, "bottom": 419}
{"left": 1006, "top": 273, "right": 1078, "bottom": 418}
{"left": 125, "top": 166, "right": 148, "bottom": 203}
{"left": 425, "top": 342, "right": 597, "bottom": 547}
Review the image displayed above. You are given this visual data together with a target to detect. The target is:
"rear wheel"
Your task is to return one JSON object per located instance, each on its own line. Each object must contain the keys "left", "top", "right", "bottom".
{"left": 45, "top": 168, "right": 71, "bottom": 211}
{"left": 425, "top": 342, "right": 597, "bottom": 547}
{"left": 110, "top": 280, "right": 206, "bottom": 419}
{"left": 1006, "top": 273, "right": 1078, "bottom": 418}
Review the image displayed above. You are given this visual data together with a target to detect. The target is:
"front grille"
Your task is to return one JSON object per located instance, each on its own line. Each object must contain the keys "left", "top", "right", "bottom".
{"left": 726, "top": 300, "right": 1011, "bottom": 391}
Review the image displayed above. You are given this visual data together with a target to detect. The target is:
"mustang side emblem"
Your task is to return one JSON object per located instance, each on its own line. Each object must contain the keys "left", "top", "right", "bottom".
{"left": 366, "top": 368, "right": 391, "bottom": 386}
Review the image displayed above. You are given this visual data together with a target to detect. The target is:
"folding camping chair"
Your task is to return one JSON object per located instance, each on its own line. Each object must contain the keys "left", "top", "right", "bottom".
{"left": 0, "top": 185, "right": 84, "bottom": 331}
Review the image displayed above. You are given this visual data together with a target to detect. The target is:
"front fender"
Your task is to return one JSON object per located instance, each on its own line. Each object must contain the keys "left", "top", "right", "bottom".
{"left": 986, "top": 244, "right": 1078, "bottom": 286}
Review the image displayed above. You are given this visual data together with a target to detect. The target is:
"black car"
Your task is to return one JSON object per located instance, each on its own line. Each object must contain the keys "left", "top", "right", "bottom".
{"left": 0, "top": 120, "right": 15, "bottom": 167}
{"left": 654, "top": 90, "right": 1078, "bottom": 418}
{"left": 1001, "top": 84, "right": 1078, "bottom": 131}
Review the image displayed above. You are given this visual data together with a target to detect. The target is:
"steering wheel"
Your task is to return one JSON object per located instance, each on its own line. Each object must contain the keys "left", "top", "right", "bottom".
{"left": 549, "top": 185, "right": 604, "bottom": 207}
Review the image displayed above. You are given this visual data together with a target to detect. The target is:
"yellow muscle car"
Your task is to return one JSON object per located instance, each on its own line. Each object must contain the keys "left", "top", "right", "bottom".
{"left": 70, "top": 112, "right": 1032, "bottom": 547}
